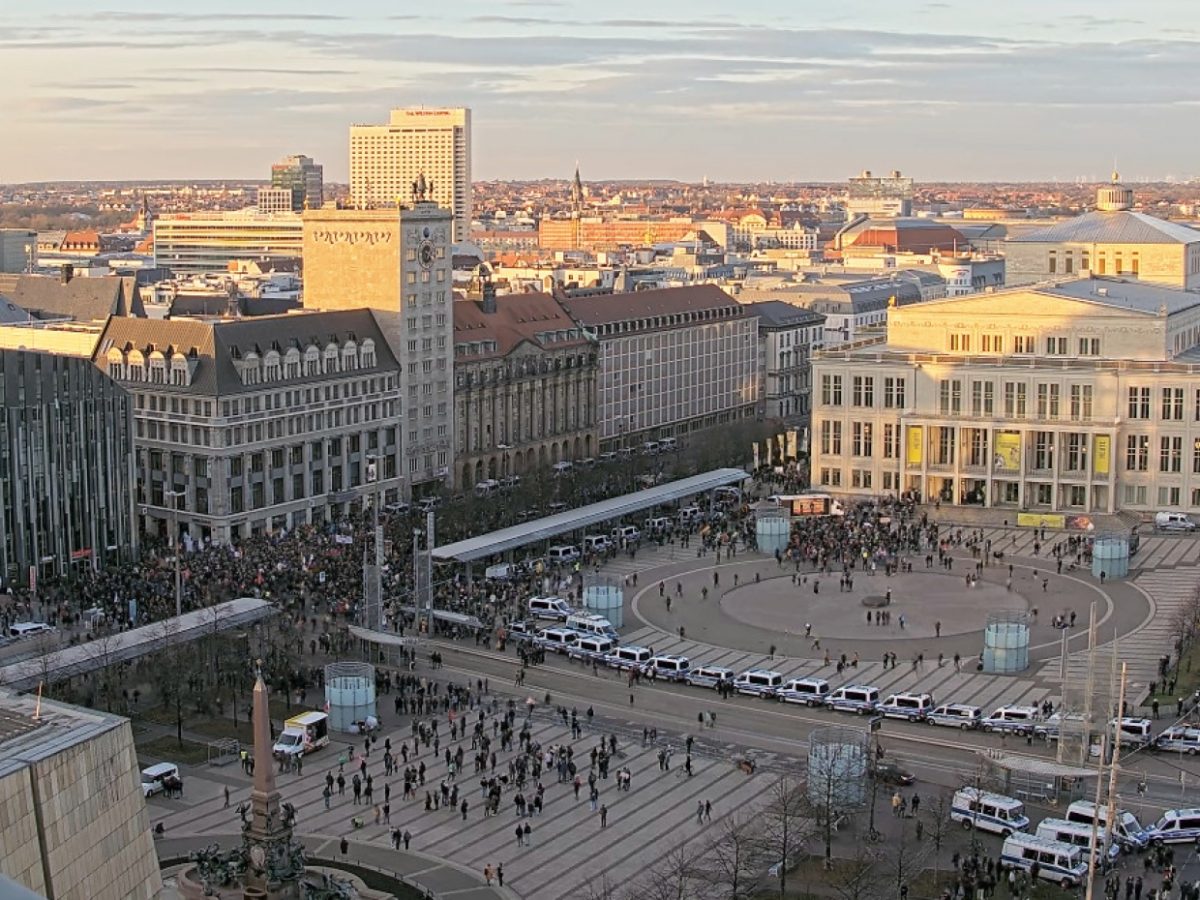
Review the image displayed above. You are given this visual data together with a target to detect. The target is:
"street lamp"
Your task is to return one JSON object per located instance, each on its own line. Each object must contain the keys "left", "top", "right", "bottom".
{"left": 364, "top": 454, "right": 383, "bottom": 631}
{"left": 497, "top": 443, "right": 511, "bottom": 479}
{"left": 164, "top": 489, "right": 186, "bottom": 618}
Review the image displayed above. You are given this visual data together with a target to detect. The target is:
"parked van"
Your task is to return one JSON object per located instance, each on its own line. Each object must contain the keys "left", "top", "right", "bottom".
{"left": 485, "top": 562, "right": 517, "bottom": 581}
{"left": 1155, "top": 724, "right": 1200, "bottom": 754}
{"left": 552, "top": 460, "right": 574, "bottom": 475}
{"left": 568, "top": 635, "right": 617, "bottom": 662}
{"left": 1036, "top": 818, "right": 1121, "bottom": 866}
{"left": 1154, "top": 511, "right": 1195, "bottom": 532}
{"left": 1033, "top": 712, "right": 1086, "bottom": 742}
{"left": 678, "top": 506, "right": 702, "bottom": 524}
{"left": 644, "top": 655, "right": 691, "bottom": 682}
{"left": 982, "top": 705, "right": 1040, "bottom": 735}
{"left": 527, "top": 596, "right": 573, "bottom": 621}
{"left": 644, "top": 516, "right": 673, "bottom": 534}
{"left": 547, "top": 545, "right": 580, "bottom": 564}
{"left": 950, "top": 788, "right": 1030, "bottom": 836}
{"left": 565, "top": 613, "right": 618, "bottom": 640}
{"left": 611, "top": 525, "right": 641, "bottom": 545}
{"left": 826, "top": 684, "right": 881, "bottom": 715}
{"left": 8, "top": 622, "right": 53, "bottom": 639}
{"left": 659, "top": 437, "right": 678, "bottom": 452}
{"left": 713, "top": 486, "right": 742, "bottom": 505}
{"left": 1149, "top": 808, "right": 1200, "bottom": 845}
{"left": 733, "top": 669, "right": 784, "bottom": 697}
{"left": 926, "top": 704, "right": 982, "bottom": 730}
{"left": 641, "top": 441, "right": 660, "bottom": 456}
{"left": 777, "top": 677, "right": 831, "bottom": 707}
{"left": 686, "top": 665, "right": 736, "bottom": 689}
{"left": 1065, "top": 800, "right": 1151, "bottom": 851}
{"left": 1110, "top": 717, "right": 1153, "bottom": 748}
{"left": 1000, "top": 834, "right": 1089, "bottom": 888}
{"left": 141, "top": 762, "right": 181, "bottom": 798}
{"left": 879, "top": 692, "right": 934, "bottom": 722}
{"left": 534, "top": 627, "right": 581, "bottom": 653}
{"left": 474, "top": 479, "right": 500, "bottom": 497}
{"left": 582, "top": 535, "right": 611, "bottom": 555}
{"left": 616, "top": 447, "right": 634, "bottom": 460}
{"left": 605, "top": 645, "right": 653, "bottom": 671}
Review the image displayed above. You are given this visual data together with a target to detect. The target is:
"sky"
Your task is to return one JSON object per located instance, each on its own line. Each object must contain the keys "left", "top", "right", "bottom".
{"left": 3, "top": 0, "right": 1199, "bottom": 184}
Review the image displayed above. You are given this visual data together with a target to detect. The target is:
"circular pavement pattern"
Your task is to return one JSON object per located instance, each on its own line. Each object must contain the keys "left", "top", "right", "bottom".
{"left": 717, "top": 571, "right": 1028, "bottom": 640}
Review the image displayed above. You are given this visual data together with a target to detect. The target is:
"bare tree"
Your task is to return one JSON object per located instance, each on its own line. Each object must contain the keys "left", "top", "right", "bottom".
{"left": 759, "top": 775, "right": 816, "bottom": 898}
{"left": 151, "top": 618, "right": 189, "bottom": 746}
{"left": 579, "top": 874, "right": 621, "bottom": 900}
{"left": 922, "top": 791, "right": 955, "bottom": 887}
{"left": 826, "top": 841, "right": 880, "bottom": 900}
{"left": 703, "top": 813, "right": 767, "bottom": 900}
{"left": 632, "top": 841, "right": 711, "bottom": 900}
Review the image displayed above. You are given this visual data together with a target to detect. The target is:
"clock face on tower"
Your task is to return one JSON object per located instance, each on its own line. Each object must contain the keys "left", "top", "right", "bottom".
{"left": 418, "top": 240, "right": 435, "bottom": 269}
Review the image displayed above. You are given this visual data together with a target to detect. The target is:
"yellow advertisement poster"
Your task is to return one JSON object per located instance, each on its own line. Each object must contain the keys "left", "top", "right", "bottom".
{"left": 1094, "top": 435, "right": 1111, "bottom": 476}
{"left": 906, "top": 426, "right": 923, "bottom": 465}
{"left": 993, "top": 431, "right": 1021, "bottom": 472}
{"left": 1017, "top": 513, "right": 1065, "bottom": 529}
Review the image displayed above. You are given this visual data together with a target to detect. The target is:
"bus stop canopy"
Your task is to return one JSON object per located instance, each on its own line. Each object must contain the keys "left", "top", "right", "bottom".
{"left": 432, "top": 467, "right": 748, "bottom": 563}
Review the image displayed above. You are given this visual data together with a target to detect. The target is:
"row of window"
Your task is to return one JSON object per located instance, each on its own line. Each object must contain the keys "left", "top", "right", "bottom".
{"left": 934, "top": 379, "right": 1095, "bottom": 420}
{"left": 820, "top": 375, "right": 907, "bottom": 409}
{"left": 945, "top": 334, "right": 1100, "bottom": 356}
{"left": 1048, "top": 249, "right": 1137, "bottom": 277}
{"left": 1125, "top": 387, "right": 1198, "bottom": 421}
{"left": 1123, "top": 485, "right": 1200, "bottom": 508}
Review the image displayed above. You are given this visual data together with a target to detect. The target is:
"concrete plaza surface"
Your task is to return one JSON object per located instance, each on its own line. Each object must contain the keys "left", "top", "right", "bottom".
{"left": 150, "top": 523, "right": 1200, "bottom": 899}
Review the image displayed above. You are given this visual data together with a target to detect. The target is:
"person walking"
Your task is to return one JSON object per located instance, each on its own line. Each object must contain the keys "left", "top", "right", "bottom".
{"left": 600, "top": 804, "right": 609, "bottom": 828}
{"left": 484, "top": 864, "right": 493, "bottom": 886}
{"left": 223, "top": 786, "right": 230, "bottom": 808}
{"left": 403, "top": 830, "right": 412, "bottom": 850}
{"left": 497, "top": 864, "right": 504, "bottom": 888}
{"left": 523, "top": 822, "right": 531, "bottom": 846}
{"left": 515, "top": 824, "right": 524, "bottom": 847}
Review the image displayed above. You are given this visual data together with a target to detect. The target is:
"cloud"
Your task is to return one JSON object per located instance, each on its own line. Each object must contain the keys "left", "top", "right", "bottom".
{"left": 89, "top": 10, "right": 349, "bottom": 22}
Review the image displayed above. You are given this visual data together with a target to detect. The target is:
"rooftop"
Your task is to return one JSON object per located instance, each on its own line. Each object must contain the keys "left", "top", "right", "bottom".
{"left": 452, "top": 291, "right": 591, "bottom": 361}
{"left": 1008, "top": 210, "right": 1200, "bottom": 246}
{"left": 1036, "top": 276, "right": 1200, "bottom": 315}
{"left": 741, "top": 300, "right": 825, "bottom": 329}
{"left": 560, "top": 284, "right": 740, "bottom": 327}
{"left": 0, "top": 688, "right": 126, "bottom": 781}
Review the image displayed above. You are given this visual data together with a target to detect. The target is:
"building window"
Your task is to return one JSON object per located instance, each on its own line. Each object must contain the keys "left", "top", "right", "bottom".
{"left": 970, "top": 381, "right": 994, "bottom": 416}
{"left": 935, "top": 428, "right": 955, "bottom": 465}
{"left": 1162, "top": 387, "right": 1184, "bottom": 421}
{"left": 820, "top": 420, "right": 843, "bottom": 455}
{"left": 1036, "top": 383, "right": 1059, "bottom": 418}
{"left": 949, "top": 333, "right": 970, "bottom": 352}
{"left": 883, "top": 424, "right": 897, "bottom": 458}
{"left": 1065, "top": 434, "right": 1086, "bottom": 471}
{"left": 1078, "top": 337, "right": 1100, "bottom": 356}
{"left": 980, "top": 334, "right": 1003, "bottom": 353}
{"left": 883, "top": 377, "right": 905, "bottom": 409}
{"left": 1045, "top": 337, "right": 1068, "bottom": 355}
{"left": 1069, "top": 384, "right": 1093, "bottom": 421}
{"left": 968, "top": 429, "right": 989, "bottom": 466}
{"left": 938, "top": 379, "right": 962, "bottom": 414}
{"left": 1004, "top": 382, "right": 1027, "bottom": 418}
{"left": 821, "top": 374, "right": 843, "bottom": 406}
{"left": 1158, "top": 486, "right": 1181, "bottom": 507}
{"left": 851, "top": 376, "right": 874, "bottom": 408}
{"left": 851, "top": 469, "right": 873, "bottom": 489}
{"left": 1013, "top": 336, "right": 1034, "bottom": 354}
{"left": 1033, "top": 432, "right": 1054, "bottom": 469}
{"left": 1125, "top": 434, "right": 1149, "bottom": 471}
{"left": 852, "top": 422, "right": 873, "bottom": 457}
{"left": 1160, "top": 435, "right": 1183, "bottom": 473}
{"left": 1128, "top": 387, "right": 1151, "bottom": 419}
{"left": 819, "top": 467, "right": 842, "bottom": 487}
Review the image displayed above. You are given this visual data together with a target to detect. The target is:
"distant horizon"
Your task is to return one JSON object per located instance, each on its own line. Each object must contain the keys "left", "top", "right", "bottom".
{"left": 6, "top": 0, "right": 1200, "bottom": 183}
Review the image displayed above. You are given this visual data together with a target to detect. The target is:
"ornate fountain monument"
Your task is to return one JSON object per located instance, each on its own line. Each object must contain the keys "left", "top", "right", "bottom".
{"left": 176, "top": 669, "right": 355, "bottom": 900}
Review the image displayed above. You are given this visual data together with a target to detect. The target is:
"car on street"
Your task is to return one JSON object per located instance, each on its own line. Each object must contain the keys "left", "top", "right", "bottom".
{"left": 871, "top": 760, "right": 916, "bottom": 786}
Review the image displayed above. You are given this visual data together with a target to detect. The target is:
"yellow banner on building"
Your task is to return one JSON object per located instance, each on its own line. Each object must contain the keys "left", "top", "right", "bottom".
{"left": 1094, "top": 435, "right": 1111, "bottom": 476}
{"left": 906, "top": 426, "right": 923, "bottom": 465}
{"left": 994, "top": 431, "right": 1021, "bottom": 472}
{"left": 1017, "top": 513, "right": 1065, "bottom": 529}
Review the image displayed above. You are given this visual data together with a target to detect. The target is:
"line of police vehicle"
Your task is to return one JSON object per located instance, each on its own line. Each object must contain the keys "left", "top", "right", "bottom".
{"left": 516, "top": 595, "right": 1200, "bottom": 887}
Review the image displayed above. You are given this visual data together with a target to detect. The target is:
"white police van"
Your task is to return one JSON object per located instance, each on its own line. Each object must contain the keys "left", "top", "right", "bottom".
{"left": 732, "top": 669, "right": 784, "bottom": 698}
{"left": 567, "top": 635, "right": 617, "bottom": 663}
{"left": 1065, "top": 800, "right": 1151, "bottom": 852}
{"left": 981, "top": 705, "right": 1039, "bottom": 735}
{"left": 644, "top": 655, "right": 691, "bottom": 682}
{"left": 565, "top": 612, "right": 618, "bottom": 640}
{"left": 878, "top": 692, "right": 934, "bottom": 722}
{"left": 1000, "top": 834, "right": 1089, "bottom": 888}
{"left": 1155, "top": 724, "right": 1200, "bottom": 754}
{"left": 685, "top": 665, "right": 735, "bottom": 689}
{"left": 777, "top": 677, "right": 830, "bottom": 707}
{"left": 1036, "top": 818, "right": 1121, "bottom": 866}
{"left": 1110, "top": 717, "right": 1153, "bottom": 748}
{"left": 926, "top": 703, "right": 982, "bottom": 730}
{"left": 950, "top": 788, "right": 1030, "bottom": 836}
{"left": 1149, "top": 808, "right": 1200, "bottom": 845}
{"left": 534, "top": 627, "right": 581, "bottom": 654}
{"left": 605, "top": 645, "right": 653, "bottom": 672}
{"left": 527, "top": 596, "right": 573, "bottom": 621}
{"left": 825, "top": 684, "right": 881, "bottom": 715}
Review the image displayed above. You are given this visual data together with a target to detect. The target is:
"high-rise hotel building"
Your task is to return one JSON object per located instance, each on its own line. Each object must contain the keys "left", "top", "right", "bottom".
{"left": 350, "top": 107, "right": 472, "bottom": 243}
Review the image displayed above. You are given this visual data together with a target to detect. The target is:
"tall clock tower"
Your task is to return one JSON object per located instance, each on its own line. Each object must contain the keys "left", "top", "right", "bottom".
{"left": 396, "top": 182, "right": 455, "bottom": 490}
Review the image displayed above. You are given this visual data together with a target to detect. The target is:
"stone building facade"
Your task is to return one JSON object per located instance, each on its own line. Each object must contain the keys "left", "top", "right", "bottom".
{"left": 810, "top": 277, "right": 1200, "bottom": 515}
{"left": 0, "top": 349, "right": 137, "bottom": 585}
{"left": 93, "top": 310, "right": 403, "bottom": 544}
{"left": 453, "top": 286, "right": 598, "bottom": 485}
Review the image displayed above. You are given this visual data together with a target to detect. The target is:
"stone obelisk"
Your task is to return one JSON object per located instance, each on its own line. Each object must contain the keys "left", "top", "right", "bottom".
{"left": 243, "top": 673, "right": 301, "bottom": 900}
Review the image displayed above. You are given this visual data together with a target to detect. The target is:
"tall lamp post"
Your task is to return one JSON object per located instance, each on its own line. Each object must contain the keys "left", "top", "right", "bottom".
{"left": 364, "top": 455, "right": 383, "bottom": 631}
{"left": 165, "top": 489, "right": 186, "bottom": 618}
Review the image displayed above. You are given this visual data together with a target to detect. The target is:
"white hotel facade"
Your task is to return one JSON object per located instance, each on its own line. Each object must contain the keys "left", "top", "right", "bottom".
{"left": 810, "top": 277, "right": 1200, "bottom": 515}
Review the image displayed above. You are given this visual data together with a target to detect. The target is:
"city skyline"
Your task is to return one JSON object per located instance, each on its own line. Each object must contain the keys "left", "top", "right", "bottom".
{"left": 4, "top": 0, "right": 1200, "bottom": 184}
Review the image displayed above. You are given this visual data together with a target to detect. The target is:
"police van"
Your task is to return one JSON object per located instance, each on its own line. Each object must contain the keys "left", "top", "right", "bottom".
{"left": 777, "top": 677, "right": 831, "bottom": 707}
{"left": 1148, "top": 808, "right": 1200, "bottom": 845}
{"left": 1064, "top": 800, "right": 1151, "bottom": 852}
{"left": 1000, "top": 834, "right": 1089, "bottom": 888}
{"left": 1036, "top": 818, "right": 1121, "bottom": 866}
{"left": 926, "top": 703, "right": 982, "bottom": 730}
{"left": 826, "top": 684, "right": 881, "bottom": 715}
{"left": 605, "top": 645, "right": 653, "bottom": 671}
{"left": 686, "top": 665, "right": 735, "bottom": 689}
{"left": 528, "top": 596, "right": 574, "bottom": 621}
{"left": 534, "top": 627, "right": 580, "bottom": 654}
{"left": 567, "top": 635, "right": 617, "bottom": 663}
{"left": 565, "top": 613, "right": 618, "bottom": 640}
{"left": 643, "top": 655, "right": 691, "bottom": 682}
{"left": 982, "top": 705, "right": 1040, "bottom": 735}
{"left": 1110, "top": 717, "right": 1153, "bottom": 748}
{"left": 878, "top": 692, "right": 934, "bottom": 722}
{"left": 950, "top": 788, "right": 1030, "bottom": 836}
{"left": 733, "top": 669, "right": 784, "bottom": 698}
{"left": 1154, "top": 724, "right": 1200, "bottom": 754}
